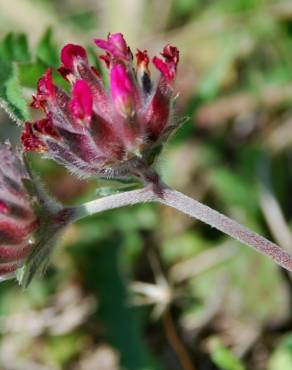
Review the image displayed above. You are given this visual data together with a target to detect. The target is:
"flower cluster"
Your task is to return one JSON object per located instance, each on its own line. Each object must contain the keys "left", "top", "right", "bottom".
{"left": 21, "top": 33, "right": 179, "bottom": 180}
{"left": 0, "top": 33, "right": 180, "bottom": 284}
{"left": 0, "top": 144, "right": 38, "bottom": 280}
{"left": 0, "top": 143, "right": 74, "bottom": 284}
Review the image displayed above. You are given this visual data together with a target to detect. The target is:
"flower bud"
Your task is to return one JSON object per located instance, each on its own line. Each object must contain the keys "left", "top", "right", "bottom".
{"left": 0, "top": 144, "right": 73, "bottom": 285}
{"left": 0, "top": 144, "right": 37, "bottom": 280}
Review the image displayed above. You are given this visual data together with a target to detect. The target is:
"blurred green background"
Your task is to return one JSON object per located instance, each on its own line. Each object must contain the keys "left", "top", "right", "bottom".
{"left": 1, "top": 0, "right": 292, "bottom": 369}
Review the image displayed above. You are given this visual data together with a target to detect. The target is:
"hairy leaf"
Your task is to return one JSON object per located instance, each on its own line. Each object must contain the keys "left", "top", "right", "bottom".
{"left": 0, "top": 60, "right": 29, "bottom": 124}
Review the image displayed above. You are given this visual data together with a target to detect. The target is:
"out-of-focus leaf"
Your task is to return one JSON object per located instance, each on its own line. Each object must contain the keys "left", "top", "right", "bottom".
{"left": 44, "top": 334, "right": 86, "bottom": 368}
{"left": 36, "top": 28, "right": 59, "bottom": 67}
{"left": 209, "top": 167, "right": 258, "bottom": 212}
{"left": 268, "top": 335, "right": 292, "bottom": 370}
{"left": 168, "top": 0, "right": 200, "bottom": 28}
{"left": 209, "top": 165, "right": 263, "bottom": 231}
{"left": 0, "top": 32, "right": 30, "bottom": 62}
{"left": 18, "top": 61, "right": 47, "bottom": 88}
{"left": 70, "top": 234, "right": 160, "bottom": 370}
{"left": 198, "top": 36, "right": 240, "bottom": 100}
{"left": 177, "top": 0, "right": 198, "bottom": 13}
{"left": 209, "top": 338, "right": 246, "bottom": 370}
{"left": 162, "top": 231, "right": 208, "bottom": 264}
{"left": 63, "top": 11, "right": 97, "bottom": 30}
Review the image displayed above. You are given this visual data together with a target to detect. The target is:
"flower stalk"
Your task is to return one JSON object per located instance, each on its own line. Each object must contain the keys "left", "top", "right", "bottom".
{"left": 71, "top": 182, "right": 292, "bottom": 272}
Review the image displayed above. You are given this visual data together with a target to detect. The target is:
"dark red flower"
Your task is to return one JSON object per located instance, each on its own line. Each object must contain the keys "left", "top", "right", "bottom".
{"left": 0, "top": 144, "right": 77, "bottom": 285}
{"left": 21, "top": 33, "right": 180, "bottom": 181}
{"left": 95, "top": 33, "right": 132, "bottom": 62}
{"left": 0, "top": 144, "right": 38, "bottom": 280}
{"left": 153, "top": 45, "right": 179, "bottom": 83}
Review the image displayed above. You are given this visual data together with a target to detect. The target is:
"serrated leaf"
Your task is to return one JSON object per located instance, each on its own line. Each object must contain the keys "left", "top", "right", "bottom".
{"left": 36, "top": 28, "right": 59, "bottom": 67}
{"left": 5, "top": 64, "right": 29, "bottom": 119}
{"left": 0, "top": 60, "right": 29, "bottom": 123}
{"left": 0, "top": 33, "right": 30, "bottom": 123}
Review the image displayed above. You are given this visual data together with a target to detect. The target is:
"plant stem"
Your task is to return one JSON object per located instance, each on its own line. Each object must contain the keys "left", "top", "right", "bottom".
{"left": 163, "top": 309, "right": 196, "bottom": 370}
{"left": 73, "top": 187, "right": 156, "bottom": 220}
{"left": 71, "top": 184, "right": 292, "bottom": 272}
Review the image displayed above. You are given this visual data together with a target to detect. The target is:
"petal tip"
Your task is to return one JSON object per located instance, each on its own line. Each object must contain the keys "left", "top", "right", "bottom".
{"left": 60, "top": 43, "right": 88, "bottom": 71}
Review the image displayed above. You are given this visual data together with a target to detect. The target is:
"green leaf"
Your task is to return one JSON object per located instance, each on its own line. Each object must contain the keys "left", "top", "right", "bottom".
{"left": 63, "top": 10, "right": 97, "bottom": 31}
{"left": 12, "top": 33, "right": 30, "bottom": 62}
{"left": 44, "top": 334, "right": 86, "bottom": 367}
{"left": 36, "top": 28, "right": 59, "bottom": 67}
{"left": 198, "top": 35, "right": 240, "bottom": 100}
{"left": 70, "top": 233, "right": 160, "bottom": 370}
{"left": 173, "top": 0, "right": 199, "bottom": 15}
{"left": 0, "top": 33, "right": 31, "bottom": 123}
{"left": 0, "top": 33, "right": 30, "bottom": 62}
{"left": 268, "top": 334, "right": 292, "bottom": 370}
{"left": 209, "top": 338, "right": 246, "bottom": 370}
{"left": 0, "top": 60, "right": 29, "bottom": 123}
{"left": 209, "top": 167, "right": 258, "bottom": 212}
{"left": 18, "top": 61, "right": 47, "bottom": 88}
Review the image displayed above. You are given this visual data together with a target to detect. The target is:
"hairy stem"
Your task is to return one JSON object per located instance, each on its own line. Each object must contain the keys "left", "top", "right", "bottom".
{"left": 72, "top": 184, "right": 292, "bottom": 272}
{"left": 73, "top": 187, "right": 155, "bottom": 220}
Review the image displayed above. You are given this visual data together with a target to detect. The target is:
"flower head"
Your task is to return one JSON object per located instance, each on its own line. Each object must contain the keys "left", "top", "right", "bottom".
{"left": 0, "top": 144, "right": 37, "bottom": 280}
{"left": 0, "top": 144, "right": 73, "bottom": 285}
{"left": 21, "top": 33, "right": 180, "bottom": 181}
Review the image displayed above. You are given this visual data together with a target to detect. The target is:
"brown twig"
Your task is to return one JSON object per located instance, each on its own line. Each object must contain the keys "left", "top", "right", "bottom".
{"left": 162, "top": 309, "right": 196, "bottom": 370}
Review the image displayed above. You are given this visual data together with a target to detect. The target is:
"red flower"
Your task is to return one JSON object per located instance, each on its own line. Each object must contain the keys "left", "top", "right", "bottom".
{"left": 95, "top": 33, "right": 132, "bottom": 61}
{"left": 0, "top": 144, "right": 76, "bottom": 285}
{"left": 69, "top": 80, "right": 93, "bottom": 125}
{"left": 153, "top": 45, "right": 179, "bottom": 83}
{"left": 21, "top": 33, "right": 180, "bottom": 181}
{"left": 0, "top": 144, "right": 38, "bottom": 280}
{"left": 110, "top": 63, "right": 137, "bottom": 119}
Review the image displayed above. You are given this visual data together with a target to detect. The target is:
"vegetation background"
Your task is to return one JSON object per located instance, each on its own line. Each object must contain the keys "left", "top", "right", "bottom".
{"left": 1, "top": 0, "right": 292, "bottom": 369}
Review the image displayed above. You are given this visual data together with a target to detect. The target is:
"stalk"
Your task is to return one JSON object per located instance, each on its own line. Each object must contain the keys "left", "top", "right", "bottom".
{"left": 71, "top": 184, "right": 292, "bottom": 272}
